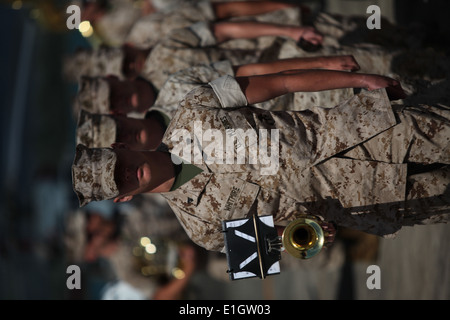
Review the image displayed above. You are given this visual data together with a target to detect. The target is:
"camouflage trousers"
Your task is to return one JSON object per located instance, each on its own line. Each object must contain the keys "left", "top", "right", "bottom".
{"left": 343, "top": 104, "right": 450, "bottom": 226}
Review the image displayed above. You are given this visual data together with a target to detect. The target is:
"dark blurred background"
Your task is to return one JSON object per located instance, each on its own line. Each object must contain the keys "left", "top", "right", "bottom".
{"left": 0, "top": 0, "right": 449, "bottom": 300}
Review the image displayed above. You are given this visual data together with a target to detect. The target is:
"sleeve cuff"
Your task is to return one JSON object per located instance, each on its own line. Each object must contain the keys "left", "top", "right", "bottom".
{"left": 210, "top": 60, "right": 235, "bottom": 76}
{"left": 208, "top": 75, "right": 248, "bottom": 109}
{"left": 188, "top": 21, "right": 217, "bottom": 47}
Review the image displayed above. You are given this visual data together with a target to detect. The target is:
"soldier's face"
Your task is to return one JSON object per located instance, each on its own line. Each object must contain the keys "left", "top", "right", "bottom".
{"left": 113, "top": 148, "right": 153, "bottom": 198}
{"left": 114, "top": 116, "right": 153, "bottom": 150}
{"left": 108, "top": 78, "right": 155, "bottom": 114}
{"left": 121, "top": 45, "right": 150, "bottom": 79}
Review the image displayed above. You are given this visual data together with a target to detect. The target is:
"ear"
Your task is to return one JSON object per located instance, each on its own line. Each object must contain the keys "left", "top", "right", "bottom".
{"left": 111, "top": 142, "right": 130, "bottom": 150}
{"left": 113, "top": 195, "right": 133, "bottom": 203}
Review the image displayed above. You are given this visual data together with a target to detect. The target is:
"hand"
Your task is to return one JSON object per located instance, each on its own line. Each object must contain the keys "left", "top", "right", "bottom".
{"left": 364, "top": 74, "right": 407, "bottom": 100}
{"left": 298, "top": 26, "right": 323, "bottom": 46}
{"left": 324, "top": 55, "right": 360, "bottom": 72}
{"left": 320, "top": 221, "right": 337, "bottom": 246}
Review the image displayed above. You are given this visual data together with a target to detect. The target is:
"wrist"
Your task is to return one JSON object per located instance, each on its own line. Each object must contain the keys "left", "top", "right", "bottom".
{"left": 317, "top": 56, "right": 330, "bottom": 69}
{"left": 357, "top": 74, "right": 369, "bottom": 89}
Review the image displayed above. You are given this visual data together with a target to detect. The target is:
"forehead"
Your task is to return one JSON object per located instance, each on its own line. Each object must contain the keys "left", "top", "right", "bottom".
{"left": 113, "top": 148, "right": 146, "bottom": 172}
{"left": 113, "top": 149, "right": 130, "bottom": 186}
{"left": 113, "top": 148, "right": 132, "bottom": 168}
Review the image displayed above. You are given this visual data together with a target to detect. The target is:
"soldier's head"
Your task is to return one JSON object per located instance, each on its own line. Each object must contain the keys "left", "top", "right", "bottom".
{"left": 76, "top": 110, "right": 165, "bottom": 150}
{"left": 73, "top": 75, "right": 156, "bottom": 116}
{"left": 121, "top": 44, "right": 152, "bottom": 79}
{"left": 64, "top": 44, "right": 151, "bottom": 84}
{"left": 72, "top": 144, "right": 166, "bottom": 207}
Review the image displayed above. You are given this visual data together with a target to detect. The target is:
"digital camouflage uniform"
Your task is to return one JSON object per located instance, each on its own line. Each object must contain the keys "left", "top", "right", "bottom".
{"left": 75, "top": 107, "right": 172, "bottom": 149}
{"left": 76, "top": 110, "right": 117, "bottom": 148}
{"left": 138, "top": 16, "right": 310, "bottom": 90}
{"left": 155, "top": 59, "right": 353, "bottom": 114}
{"left": 125, "top": 0, "right": 301, "bottom": 49}
{"left": 93, "top": 0, "right": 143, "bottom": 47}
{"left": 125, "top": 0, "right": 217, "bottom": 49}
{"left": 72, "top": 76, "right": 111, "bottom": 117}
{"left": 63, "top": 46, "right": 125, "bottom": 83}
{"left": 159, "top": 75, "right": 450, "bottom": 253}
{"left": 138, "top": 21, "right": 260, "bottom": 90}
{"left": 72, "top": 145, "right": 119, "bottom": 207}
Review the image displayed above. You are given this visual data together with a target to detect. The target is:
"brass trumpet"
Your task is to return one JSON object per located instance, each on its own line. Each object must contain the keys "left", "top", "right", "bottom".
{"left": 281, "top": 216, "right": 325, "bottom": 259}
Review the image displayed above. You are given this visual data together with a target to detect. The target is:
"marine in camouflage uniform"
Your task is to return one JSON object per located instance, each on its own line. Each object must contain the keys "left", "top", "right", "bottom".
{"left": 154, "top": 58, "right": 354, "bottom": 114}
{"left": 125, "top": 0, "right": 218, "bottom": 49}
{"left": 71, "top": 73, "right": 160, "bottom": 118}
{"left": 157, "top": 76, "right": 449, "bottom": 252}
{"left": 72, "top": 74, "right": 449, "bottom": 253}
{"left": 90, "top": 0, "right": 144, "bottom": 47}
{"left": 125, "top": 0, "right": 302, "bottom": 49}
{"left": 73, "top": 54, "right": 358, "bottom": 152}
{"left": 75, "top": 107, "right": 170, "bottom": 150}
{"left": 137, "top": 19, "right": 319, "bottom": 90}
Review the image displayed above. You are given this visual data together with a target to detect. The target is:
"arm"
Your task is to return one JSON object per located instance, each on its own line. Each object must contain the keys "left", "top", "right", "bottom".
{"left": 213, "top": 1, "right": 297, "bottom": 19}
{"left": 236, "top": 70, "right": 405, "bottom": 104}
{"left": 233, "top": 55, "right": 360, "bottom": 76}
{"left": 154, "top": 61, "right": 233, "bottom": 114}
{"left": 212, "top": 21, "right": 322, "bottom": 45}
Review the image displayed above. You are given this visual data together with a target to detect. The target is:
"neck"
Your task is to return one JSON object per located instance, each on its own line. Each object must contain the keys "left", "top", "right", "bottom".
{"left": 145, "top": 151, "right": 175, "bottom": 193}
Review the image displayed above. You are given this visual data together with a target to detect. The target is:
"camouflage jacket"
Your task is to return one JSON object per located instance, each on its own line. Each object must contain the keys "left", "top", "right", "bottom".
{"left": 159, "top": 76, "right": 407, "bottom": 252}
{"left": 139, "top": 21, "right": 264, "bottom": 90}
{"left": 126, "top": 0, "right": 301, "bottom": 49}
{"left": 138, "top": 2, "right": 304, "bottom": 90}
{"left": 125, "top": 0, "right": 216, "bottom": 49}
{"left": 154, "top": 59, "right": 353, "bottom": 116}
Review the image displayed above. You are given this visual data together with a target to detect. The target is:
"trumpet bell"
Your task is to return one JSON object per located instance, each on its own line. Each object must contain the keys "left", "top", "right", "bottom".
{"left": 282, "top": 217, "right": 325, "bottom": 259}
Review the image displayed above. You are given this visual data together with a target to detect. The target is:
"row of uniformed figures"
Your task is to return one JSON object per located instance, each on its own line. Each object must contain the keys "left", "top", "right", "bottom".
{"left": 64, "top": 0, "right": 450, "bottom": 299}
{"left": 65, "top": 0, "right": 330, "bottom": 300}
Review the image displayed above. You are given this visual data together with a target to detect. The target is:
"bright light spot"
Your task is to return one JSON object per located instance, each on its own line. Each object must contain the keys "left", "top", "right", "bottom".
{"left": 172, "top": 268, "right": 185, "bottom": 279}
{"left": 12, "top": 0, "right": 22, "bottom": 10}
{"left": 79, "top": 21, "right": 93, "bottom": 38}
{"left": 145, "top": 243, "right": 157, "bottom": 254}
{"left": 140, "top": 236, "right": 151, "bottom": 247}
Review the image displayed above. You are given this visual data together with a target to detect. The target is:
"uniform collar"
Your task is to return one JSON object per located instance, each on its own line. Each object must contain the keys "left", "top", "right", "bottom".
{"left": 161, "top": 170, "right": 212, "bottom": 206}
